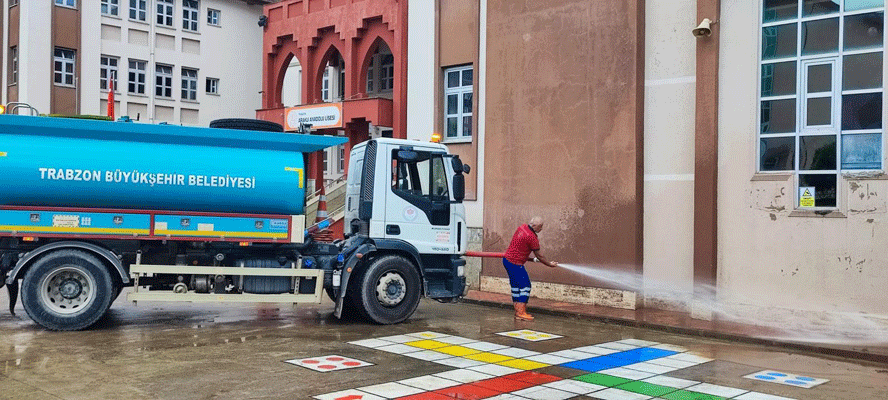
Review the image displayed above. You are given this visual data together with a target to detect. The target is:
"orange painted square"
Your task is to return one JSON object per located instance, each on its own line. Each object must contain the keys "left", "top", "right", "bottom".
{"left": 502, "top": 371, "right": 562, "bottom": 385}
{"left": 471, "top": 376, "right": 536, "bottom": 392}
{"left": 434, "top": 383, "right": 503, "bottom": 400}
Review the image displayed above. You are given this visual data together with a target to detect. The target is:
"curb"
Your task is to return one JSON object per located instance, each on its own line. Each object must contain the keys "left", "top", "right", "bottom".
{"left": 461, "top": 297, "right": 888, "bottom": 365}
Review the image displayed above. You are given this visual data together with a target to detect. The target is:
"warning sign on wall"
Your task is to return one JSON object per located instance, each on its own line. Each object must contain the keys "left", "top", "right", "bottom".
{"left": 799, "top": 187, "right": 816, "bottom": 208}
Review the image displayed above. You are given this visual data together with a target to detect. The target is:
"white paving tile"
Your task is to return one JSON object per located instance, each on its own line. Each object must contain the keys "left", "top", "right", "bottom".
{"left": 397, "top": 374, "right": 462, "bottom": 391}
{"left": 623, "top": 361, "right": 680, "bottom": 374}
{"left": 645, "top": 357, "right": 698, "bottom": 369}
{"left": 467, "top": 363, "right": 523, "bottom": 376}
{"left": 547, "top": 349, "right": 600, "bottom": 360}
{"left": 596, "top": 342, "right": 639, "bottom": 351}
{"left": 376, "top": 343, "right": 423, "bottom": 355}
{"left": 432, "top": 368, "right": 493, "bottom": 383}
{"left": 463, "top": 341, "right": 510, "bottom": 351}
{"left": 431, "top": 357, "right": 486, "bottom": 368}
{"left": 522, "top": 354, "right": 575, "bottom": 365}
{"left": 687, "top": 382, "right": 749, "bottom": 398}
{"left": 649, "top": 343, "right": 688, "bottom": 352}
{"left": 543, "top": 379, "right": 607, "bottom": 394}
{"left": 402, "top": 349, "right": 457, "bottom": 361}
{"left": 347, "top": 338, "right": 393, "bottom": 348}
{"left": 641, "top": 375, "right": 700, "bottom": 389}
{"left": 734, "top": 392, "right": 797, "bottom": 400}
{"left": 743, "top": 370, "right": 829, "bottom": 389}
{"left": 358, "top": 382, "right": 424, "bottom": 398}
{"left": 376, "top": 334, "right": 421, "bottom": 344}
{"left": 597, "top": 367, "right": 657, "bottom": 380}
{"left": 615, "top": 339, "right": 660, "bottom": 347}
{"left": 435, "top": 335, "right": 477, "bottom": 345}
{"left": 512, "top": 386, "right": 576, "bottom": 400}
{"left": 406, "top": 331, "right": 451, "bottom": 339}
{"left": 314, "top": 389, "right": 385, "bottom": 400}
{"left": 491, "top": 347, "right": 541, "bottom": 358}
{"left": 586, "top": 388, "right": 652, "bottom": 400}
{"left": 487, "top": 394, "right": 532, "bottom": 400}
{"left": 668, "top": 353, "right": 714, "bottom": 364}
{"left": 571, "top": 345, "right": 621, "bottom": 356}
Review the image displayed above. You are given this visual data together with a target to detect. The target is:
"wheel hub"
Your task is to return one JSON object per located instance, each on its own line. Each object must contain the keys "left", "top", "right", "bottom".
{"left": 376, "top": 272, "right": 406, "bottom": 306}
{"left": 39, "top": 267, "right": 95, "bottom": 315}
{"left": 59, "top": 279, "right": 83, "bottom": 299}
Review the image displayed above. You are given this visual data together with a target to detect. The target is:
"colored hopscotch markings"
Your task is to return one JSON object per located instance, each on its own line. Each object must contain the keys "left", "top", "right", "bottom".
{"left": 286, "top": 355, "right": 372, "bottom": 372}
{"left": 496, "top": 329, "right": 562, "bottom": 341}
{"left": 744, "top": 370, "right": 829, "bottom": 389}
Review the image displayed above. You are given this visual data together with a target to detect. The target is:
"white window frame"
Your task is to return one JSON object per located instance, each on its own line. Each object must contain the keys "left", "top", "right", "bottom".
{"left": 183, "top": 0, "right": 199, "bottom": 32}
{"left": 322, "top": 69, "right": 330, "bottom": 102}
{"left": 100, "top": 56, "right": 119, "bottom": 91}
{"left": 380, "top": 54, "right": 394, "bottom": 91}
{"left": 9, "top": 46, "right": 17, "bottom": 85}
{"left": 443, "top": 65, "right": 474, "bottom": 142}
{"left": 757, "top": 0, "right": 886, "bottom": 211}
{"left": 129, "top": 0, "right": 147, "bottom": 21}
{"left": 53, "top": 48, "right": 76, "bottom": 87}
{"left": 155, "top": 64, "right": 173, "bottom": 98}
{"left": 55, "top": 0, "right": 76, "bottom": 8}
{"left": 128, "top": 59, "right": 146, "bottom": 94}
{"left": 207, "top": 8, "right": 220, "bottom": 26}
{"left": 9, "top": 0, "right": 18, "bottom": 7}
{"left": 182, "top": 67, "right": 198, "bottom": 101}
{"left": 102, "top": 0, "right": 119, "bottom": 16}
{"left": 206, "top": 77, "right": 219, "bottom": 94}
{"left": 156, "top": 0, "right": 174, "bottom": 27}
{"left": 338, "top": 144, "right": 346, "bottom": 172}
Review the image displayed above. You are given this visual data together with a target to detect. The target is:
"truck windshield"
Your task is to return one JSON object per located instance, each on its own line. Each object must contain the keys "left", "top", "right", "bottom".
{"left": 393, "top": 155, "right": 450, "bottom": 202}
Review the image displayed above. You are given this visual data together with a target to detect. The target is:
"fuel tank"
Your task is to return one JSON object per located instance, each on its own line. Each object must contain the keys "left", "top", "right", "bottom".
{"left": 0, "top": 115, "right": 346, "bottom": 215}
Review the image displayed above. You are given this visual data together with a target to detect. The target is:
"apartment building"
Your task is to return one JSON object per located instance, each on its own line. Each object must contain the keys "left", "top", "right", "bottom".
{"left": 3, "top": 0, "right": 270, "bottom": 125}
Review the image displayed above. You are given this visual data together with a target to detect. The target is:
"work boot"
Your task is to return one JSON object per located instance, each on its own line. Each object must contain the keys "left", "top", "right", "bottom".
{"left": 514, "top": 303, "right": 534, "bottom": 321}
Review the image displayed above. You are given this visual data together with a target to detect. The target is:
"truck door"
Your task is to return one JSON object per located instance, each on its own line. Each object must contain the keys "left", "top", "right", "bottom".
{"left": 385, "top": 148, "right": 455, "bottom": 254}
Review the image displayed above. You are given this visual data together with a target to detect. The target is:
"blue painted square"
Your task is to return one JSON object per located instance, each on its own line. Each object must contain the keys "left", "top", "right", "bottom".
{"left": 608, "top": 347, "right": 677, "bottom": 363}
{"left": 562, "top": 358, "right": 628, "bottom": 372}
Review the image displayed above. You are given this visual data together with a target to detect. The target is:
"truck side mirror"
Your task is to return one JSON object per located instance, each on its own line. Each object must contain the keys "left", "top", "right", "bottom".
{"left": 452, "top": 174, "right": 465, "bottom": 201}
{"left": 463, "top": 164, "right": 471, "bottom": 174}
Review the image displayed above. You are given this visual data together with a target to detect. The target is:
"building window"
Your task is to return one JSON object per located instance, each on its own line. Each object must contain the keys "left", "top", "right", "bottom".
{"left": 206, "top": 77, "right": 219, "bottom": 94}
{"left": 9, "top": 0, "right": 18, "bottom": 7}
{"left": 53, "top": 48, "right": 76, "bottom": 87}
{"left": 323, "top": 150, "right": 329, "bottom": 173}
{"left": 55, "top": 0, "right": 76, "bottom": 8}
{"left": 380, "top": 54, "right": 394, "bottom": 91}
{"left": 128, "top": 60, "right": 146, "bottom": 94}
{"left": 101, "top": 0, "right": 118, "bottom": 16}
{"left": 183, "top": 0, "right": 199, "bottom": 31}
{"left": 207, "top": 8, "right": 220, "bottom": 26}
{"left": 182, "top": 68, "right": 198, "bottom": 100}
{"left": 100, "top": 56, "right": 119, "bottom": 91}
{"left": 9, "top": 47, "right": 17, "bottom": 85}
{"left": 155, "top": 64, "right": 173, "bottom": 98}
{"left": 129, "top": 0, "right": 146, "bottom": 21}
{"left": 759, "top": 0, "right": 885, "bottom": 209}
{"left": 338, "top": 144, "right": 345, "bottom": 172}
{"left": 322, "top": 69, "right": 330, "bottom": 102}
{"left": 367, "top": 62, "right": 374, "bottom": 93}
{"left": 443, "top": 65, "right": 473, "bottom": 140}
{"left": 156, "top": 0, "right": 174, "bottom": 27}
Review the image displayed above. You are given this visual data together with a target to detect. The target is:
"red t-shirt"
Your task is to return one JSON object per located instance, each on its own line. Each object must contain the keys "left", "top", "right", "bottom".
{"left": 504, "top": 224, "right": 540, "bottom": 265}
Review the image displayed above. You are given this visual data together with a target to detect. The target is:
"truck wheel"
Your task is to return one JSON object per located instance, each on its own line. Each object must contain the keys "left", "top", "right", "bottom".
{"left": 209, "top": 118, "right": 284, "bottom": 132}
{"left": 21, "top": 250, "right": 113, "bottom": 331}
{"left": 357, "top": 255, "right": 421, "bottom": 324}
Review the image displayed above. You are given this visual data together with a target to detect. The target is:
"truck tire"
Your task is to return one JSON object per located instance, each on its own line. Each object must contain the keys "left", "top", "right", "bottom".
{"left": 356, "top": 255, "right": 421, "bottom": 324}
{"left": 209, "top": 118, "right": 284, "bottom": 132}
{"left": 21, "top": 250, "right": 114, "bottom": 331}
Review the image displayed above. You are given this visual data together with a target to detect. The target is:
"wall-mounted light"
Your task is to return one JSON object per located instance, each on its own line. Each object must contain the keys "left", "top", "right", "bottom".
{"left": 693, "top": 18, "right": 715, "bottom": 38}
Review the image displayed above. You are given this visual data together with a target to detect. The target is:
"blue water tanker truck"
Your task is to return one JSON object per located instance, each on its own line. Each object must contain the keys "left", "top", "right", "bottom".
{"left": 0, "top": 114, "right": 470, "bottom": 330}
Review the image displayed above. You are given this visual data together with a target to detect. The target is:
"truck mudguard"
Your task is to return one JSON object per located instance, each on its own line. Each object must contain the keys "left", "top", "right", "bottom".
{"left": 334, "top": 242, "right": 376, "bottom": 318}
{"left": 6, "top": 241, "right": 128, "bottom": 285}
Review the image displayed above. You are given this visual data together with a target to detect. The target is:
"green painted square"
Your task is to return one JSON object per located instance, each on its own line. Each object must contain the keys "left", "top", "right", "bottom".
{"left": 615, "top": 381, "right": 679, "bottom": 397}
{"left": 661, "top": 390, "right": 728, "bottom": 400}
{"left": 572, "top": 373, "right": 632, "bottom": 387}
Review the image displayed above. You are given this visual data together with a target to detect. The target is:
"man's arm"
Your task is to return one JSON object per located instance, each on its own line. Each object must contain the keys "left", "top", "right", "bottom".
{"left": 532, "top": 250, "right": 558, "bottom": 268}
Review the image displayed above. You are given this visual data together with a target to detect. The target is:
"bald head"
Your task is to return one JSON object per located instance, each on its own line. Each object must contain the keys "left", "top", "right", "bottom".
{"left": 529, "top": 216, "right": 544, "bottom": 232}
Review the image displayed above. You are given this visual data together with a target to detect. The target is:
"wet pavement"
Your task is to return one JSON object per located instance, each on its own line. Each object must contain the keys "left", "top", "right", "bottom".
{"left": 0, "top": 290, "right": 886, "bottom": 399}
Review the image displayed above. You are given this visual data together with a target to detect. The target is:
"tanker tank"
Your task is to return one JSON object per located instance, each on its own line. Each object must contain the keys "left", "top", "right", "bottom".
{"left": 0, "top": 115, "right": 347, "bottom": 215}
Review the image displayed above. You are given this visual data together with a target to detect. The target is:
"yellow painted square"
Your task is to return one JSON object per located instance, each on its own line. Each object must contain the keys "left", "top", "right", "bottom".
{"left": 405, "top": 340, "right": 449, "bottom": 350}
{"left": 496, "top": 359, "right": 549, "bottom": 370}
{"left": 463, "top": 352, "right": 515, "bottom": 363}
{"left": 434, "top": 345, "right": 482, "bottom": 357}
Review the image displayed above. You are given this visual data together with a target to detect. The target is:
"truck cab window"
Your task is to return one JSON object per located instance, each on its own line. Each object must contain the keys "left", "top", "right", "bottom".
{"left": 392, "top": 153, "right": 449, "bottom": 202}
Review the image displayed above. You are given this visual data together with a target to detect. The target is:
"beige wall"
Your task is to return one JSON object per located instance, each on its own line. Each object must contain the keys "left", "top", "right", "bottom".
{"left": 718, "top": 0, "right": 888, "bottom": 316}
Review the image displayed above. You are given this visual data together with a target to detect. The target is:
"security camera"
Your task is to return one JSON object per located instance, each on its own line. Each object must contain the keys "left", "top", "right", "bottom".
{"left": 693, "top": 18, "right": 713, "bottom": 37}
{"left": 258, "top": 15, "right": 268, "bottom": 28}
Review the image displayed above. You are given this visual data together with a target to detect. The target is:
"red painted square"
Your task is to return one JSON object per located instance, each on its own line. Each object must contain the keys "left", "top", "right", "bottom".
{"left": 502, "top": 371, "right": 562, "bottom": 385}
{"left": 471, "top": 376, "right": 536, "bottom": 392}
{"left": 397, "top": 392, "right": 456, "bottom": 400}
{"left": 434, "top": 383, "right": 503, "bottom": 400}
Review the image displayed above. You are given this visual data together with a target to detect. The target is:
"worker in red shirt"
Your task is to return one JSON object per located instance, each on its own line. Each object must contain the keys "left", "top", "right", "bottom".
{"left": 503, "top": 216, "right": 558, "bottom": 321}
